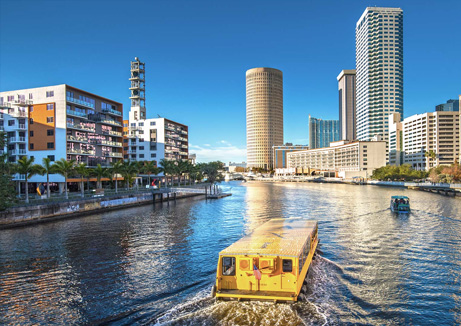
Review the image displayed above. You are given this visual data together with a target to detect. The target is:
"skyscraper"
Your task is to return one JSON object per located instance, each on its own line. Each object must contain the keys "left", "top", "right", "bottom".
{"left": 356, "top": 7, "right": 403, "bottom": 142}
{"left": 246, "top": 67, "right": 283, "bottom": 170}
{"left": 129, "top": 57, "right": 146, "bottom": 121}
{"left": 337, "top": 69, "right": 356, "bottom": 141}
{"left": 308, "top": 115, "right": 340, "bottom": 149}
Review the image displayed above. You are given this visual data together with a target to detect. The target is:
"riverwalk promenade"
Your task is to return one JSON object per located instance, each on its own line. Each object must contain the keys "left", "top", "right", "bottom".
{"left": 249, "top": 176, "right": 461, "bottom": 197}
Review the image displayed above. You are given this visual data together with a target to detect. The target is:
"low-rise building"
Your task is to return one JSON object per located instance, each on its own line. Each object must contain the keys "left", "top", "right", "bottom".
{"left": 285, "top": 140, "right": 386, "bottom": 178}
{"left": 272, "top": 143, "right": 309, "bottom": 169}
{"left": 388, "top": 111, "right": 460, "bottom": 170}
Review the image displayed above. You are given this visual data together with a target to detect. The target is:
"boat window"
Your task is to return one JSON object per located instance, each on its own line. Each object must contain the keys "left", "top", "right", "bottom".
{"left": 283, "top": 259, "right": 292, "bottom": 273}
{"left": 222, "top": 257, "right": 236, "bottom": 276}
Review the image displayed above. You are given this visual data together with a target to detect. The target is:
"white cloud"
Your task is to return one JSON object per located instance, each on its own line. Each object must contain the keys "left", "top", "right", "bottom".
{"left": 189, "top": 141, "right": 246, "bottom": 163}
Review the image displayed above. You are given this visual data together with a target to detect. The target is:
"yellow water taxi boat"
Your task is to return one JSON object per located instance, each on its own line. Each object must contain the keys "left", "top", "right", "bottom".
{"left": 212, "top": 218, "right": 319, "bottom": 302}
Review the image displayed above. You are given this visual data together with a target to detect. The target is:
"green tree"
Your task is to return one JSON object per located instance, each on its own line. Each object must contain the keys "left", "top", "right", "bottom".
{"left": 143, "top": 160, "right": 160, "bottom": 188}
{"left": 52, "top": 158, "right": 76, "bottom": 199}
{"left": 15, "top": 156, "right": 43, "bottom": 203}
{"left": 38, "top": 157, "right": 54, "bottom": 198}
{"left": 0, "top": 131, "right": 16, "bottom": 210}
{"left": 91, "top": 164, "right": 109, "bottom": 189}
{"left": 178, "top": 160, "right": 192, "bottom": 186}
{"left": 74, "top": 163, "right": 89, "bottom": 198}
{"left": 110, "top": 160, "right": 124, "bottom": 193}
{"left": 121, "top": 160, "right": 137, "bottom": 190}
{"left": 159, "top": 158, "right": 174, "bottom": 187}
{"left": 201, "top": 161, "right": 224, "bottom": 185}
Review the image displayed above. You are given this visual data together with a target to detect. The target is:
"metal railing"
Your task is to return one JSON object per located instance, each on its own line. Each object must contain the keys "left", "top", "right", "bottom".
{"left": 67, "top": 96, "right": 95, "bottom": 109}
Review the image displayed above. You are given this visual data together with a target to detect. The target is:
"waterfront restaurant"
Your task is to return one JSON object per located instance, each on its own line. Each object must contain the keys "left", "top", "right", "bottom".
{"left": 280, "top": 140, "right": 386, "bottom": 179}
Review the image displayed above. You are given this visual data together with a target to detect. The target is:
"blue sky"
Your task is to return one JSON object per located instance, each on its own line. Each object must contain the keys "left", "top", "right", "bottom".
{"left": 1, "top": 0, "right": 460, "bottom": 163}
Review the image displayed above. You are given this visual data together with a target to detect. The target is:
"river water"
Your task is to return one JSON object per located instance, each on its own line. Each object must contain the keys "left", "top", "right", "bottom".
{"left": 0, "top": 181, "right": 460, "bottom": 325}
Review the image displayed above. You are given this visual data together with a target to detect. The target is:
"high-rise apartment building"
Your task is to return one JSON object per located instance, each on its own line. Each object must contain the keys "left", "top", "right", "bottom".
{"left": 246, "top": 67, "right": 283, "bottom": 170}
{"left": 0, "top": 85, "right": 124, "bottom": 189}
{"left": 308, "top": 115, "right": 340, "bottom": 149}
{"left": 435, "top": 99, "right": 459, "bottom": 112}
{"left": 389, "top": 111, "right": 460, "bottom": 170}
{"left": 129, "top": 57, "right": 146, "bottom": 121}
{"left": 356, "top": 7, "right": 403, "bottom": 142}
{"left": 337, "top": 70, "right": 356, "bottom": 141}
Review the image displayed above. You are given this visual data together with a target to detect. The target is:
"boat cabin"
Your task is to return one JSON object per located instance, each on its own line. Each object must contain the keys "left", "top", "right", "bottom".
{"left": 390, "top": 195, "right": 410, "bottom": 213}
{"left": 213, "top": 218, "right": 319, "bottom": 302}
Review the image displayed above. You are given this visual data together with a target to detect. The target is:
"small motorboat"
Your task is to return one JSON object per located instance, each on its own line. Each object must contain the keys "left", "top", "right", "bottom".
{"left": 390, "top": 196, "right": 410, "bottom": 213}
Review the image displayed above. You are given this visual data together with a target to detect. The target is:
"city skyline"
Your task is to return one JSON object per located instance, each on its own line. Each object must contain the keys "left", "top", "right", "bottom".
{"left": 1, "top": 0, "right": 460, "bottom": 163}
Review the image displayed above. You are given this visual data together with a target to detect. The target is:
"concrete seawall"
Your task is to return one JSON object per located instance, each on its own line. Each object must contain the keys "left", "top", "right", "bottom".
{"left": 0, "top": 191, "right": 202, "bottom": 229}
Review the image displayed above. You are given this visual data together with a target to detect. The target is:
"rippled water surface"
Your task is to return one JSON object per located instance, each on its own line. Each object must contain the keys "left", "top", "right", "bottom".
{"left": 1, "top": 181, "right": 460, "bottom": 325}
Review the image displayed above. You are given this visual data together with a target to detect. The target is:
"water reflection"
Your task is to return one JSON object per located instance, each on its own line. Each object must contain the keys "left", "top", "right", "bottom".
{"left": 0, "top": 181, "right": 460, "bottom": 325}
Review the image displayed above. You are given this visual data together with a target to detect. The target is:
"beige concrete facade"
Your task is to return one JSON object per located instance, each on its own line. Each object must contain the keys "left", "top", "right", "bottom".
{"left": 286, "top": 140, "right": 386, "bottom": 178}
{"left": 246, "top": 67, "right": 283, "bottom": 170}
{"left": 388, "top": 111, "right": 460, "bottom": 170}
{"left": 337, "top": 70, "right": 356, "bottom": 141}
{"left": 272, "top": 144, "right": 309, "bottom": 169}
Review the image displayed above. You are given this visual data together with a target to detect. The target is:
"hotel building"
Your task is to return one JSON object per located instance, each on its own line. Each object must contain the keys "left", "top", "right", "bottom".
{"left": 308, "top": 115, "right": 340, "bottom": 149}
{"left": 285, "top": 140, "right": 386, "bottom": 178}
{"left": 389, "top": 111, "right": 460, "bottom": 170}
{"left": 356, "top": 7, "right": 404, "bottom": 142}
{"left": 0, "top": 85, "right": 123, "bottom": 185}
{"left": 273, "top": 143, "right": 309, "bottom": 169}
{"left": 337, "top": 69, "right": 356, "bottom": 141}
{"left": 246, "top": 67, "right": 283, "bottom": 170}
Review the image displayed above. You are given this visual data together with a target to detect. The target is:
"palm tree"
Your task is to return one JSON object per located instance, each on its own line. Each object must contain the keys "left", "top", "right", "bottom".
{"left": 159, "top": 158, "right": 175, "bottom": 187}
{"left": 121, "top": 160, "right": 137, "bottom": 190}
{"left": 143, "top": 161, "right": 160, "bottom": 188}
{"left": 91, "top": 164, "right": 109, "bottom": 189}
{"left": 110, "top": 160, "right": 124, "bottom": 193}
{"left": 15, "top": 156, "right": 43, "bottom": 203}
{"left": 39, "top": 157, "right": 54, "bottom": 198}
{"left": 178, "top": 160, "right": 192, "bottom": 186}
{"left": 425, "top": 150, "right": 437, "bottom": 169}
{"left": 52, "top": 158, "right": 76, "bottom": 199}
{"left": 74, "top": 163, "right": 89, "bottom": 198}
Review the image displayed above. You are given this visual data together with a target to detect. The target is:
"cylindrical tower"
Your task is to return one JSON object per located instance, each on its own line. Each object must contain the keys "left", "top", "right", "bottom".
{"left": 246, "top": 67, "right": 283, "bottom": 170}
{"left": 129, "top": 57, "right": 146, "bottom": 121}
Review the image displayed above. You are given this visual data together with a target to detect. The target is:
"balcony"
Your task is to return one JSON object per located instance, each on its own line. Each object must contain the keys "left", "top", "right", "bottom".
{"left": 102, "top": 130, "right": 122, "bottom": 137}
{"left": 100, "top": 140, "right": 122, "bottom": 147}
{"left": 12, "top": 174, "right": 26, "bottom": 181}
{"left": 15, "top": 124, "right": 26, "bottom": 130}
{"left": 104, "top": 152, "right": 123, "bottom": 158}
{"left": 178, "top": 137, "right": 187, "bottom": 142}
{"left": 67, "top": 123, "right": 95, "bottom": 132}
{"left": 180, "top": 130, "right": 188, "bottom": 135}
{"left": 9, "top": 137, "right": 26, "bottom": 143}
{"left": 100, "top": 119, "right": 122, "bottom": 127}
{"left": 67, "top": 148, "right": 96, "bottom": 155}
{"left": 10, "top": 149, "right": 27, "bottom": 155}
{"left": 102, "top": 107, "right": 122, "bottom": 117}
{"left": 67, "top": 109, "right": 87, "bottom": 118}
{"left": 13, "top": 100, "right": 33, "bottom": 107}
{"left": 127, "top": 150, "right": 137, "bottom": 154}
{"left": 67, "top": 135, "right": 88, "bottom": 143}
{"left": 10, "top": 111, "right": 27, "bottom": 118}
{"left": 67, "top": 96, "right": 95, "bottom": 109}
{"left": 179, "top": 151, "right": 188, "bottom": 156}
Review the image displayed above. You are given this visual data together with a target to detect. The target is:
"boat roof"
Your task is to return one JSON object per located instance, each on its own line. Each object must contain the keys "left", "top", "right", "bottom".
{"left": 391, "top": 196, "right": 409, "bottom": 199}
{"left": 219, "top": 218, "right": 318, "bottom": 258}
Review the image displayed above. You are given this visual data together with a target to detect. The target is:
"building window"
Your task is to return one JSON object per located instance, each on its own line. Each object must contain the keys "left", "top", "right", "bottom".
{"left": 30, "top": 143, "right": 34, "bottom": 150}
{"left": 139, "top": 146, "right": 144, "bottom": 150}
{"left": 150, "top": 145, "right": 157, "bottom": 151}
{"left": 47, "top": 129, "right": 54, "bottom": 136}
{"left": 30, "top": 118, "right": 34, "bottom": 124}
{"left": 47, "top": 117, "right": 54, "bottom": 123}
{"left": 47, "top": 155, "right": 55, "bottom": 161}
{"left": 139, "top": 154, "right": 144, "bottom": 158}
{"left": 139, "top": 122, "right": 144, "bottom": 126}
{"left": 8, "top": 120, "right": 14, "bottom": 126}
{"left": 29, "top": 93, "right": 33, "bottom": 100}
{"left": 46, "top": 91, "right": 54, "bottom": 97}
{"left": 47, "top": 104, "right": 54, "bottom": 110}
{"left": 151, "top": 153, "right": 156, "bottom": 158}
{"left": 30, "top": 106, "right": 34, "bottom": 112}
{"left": 150, "top": 121, "right": 156, "bottom": 126}
{"left": 7, "top": 95, "right": 14, "bottom": 101}
{"left": 47, "top": 142, "right": 54, "bottom": 149}
{"left": 30, "top": 131, "right": 34, "bottom": 137}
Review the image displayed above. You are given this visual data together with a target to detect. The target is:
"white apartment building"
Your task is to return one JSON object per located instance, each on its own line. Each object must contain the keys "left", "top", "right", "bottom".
{"left": 286, "top": 140, "right": 386, "bottom": 178}
{"left": 389, "top": 111, "right": 460, "bottom": 170}
{"left": 356, "top": 7, "right": 403, "bottom": 142}
{"left": 123, "top": 118, "right": 188, "bottom": 162}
